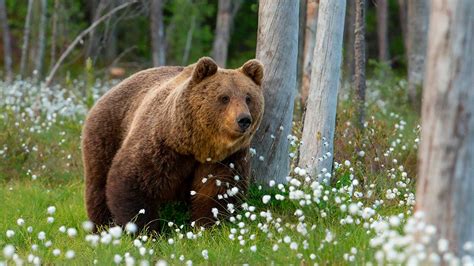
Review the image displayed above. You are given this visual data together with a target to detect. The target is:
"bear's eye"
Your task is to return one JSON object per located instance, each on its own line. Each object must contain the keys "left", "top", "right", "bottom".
{"left": 246, "top": 95, "right": 252, "bottom": 104}
{"left": 220, "top": 95, "right": 230, "bottom": 104}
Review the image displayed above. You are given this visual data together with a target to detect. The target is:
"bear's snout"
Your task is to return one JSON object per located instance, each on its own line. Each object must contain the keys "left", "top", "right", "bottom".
{"left": 237, "top": 114, "right": 252, "bottom": 132}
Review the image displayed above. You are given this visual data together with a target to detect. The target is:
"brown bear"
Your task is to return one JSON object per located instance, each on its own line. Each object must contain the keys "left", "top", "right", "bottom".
{"left": 82, "top": 57, "right": 264, "bottom": 232}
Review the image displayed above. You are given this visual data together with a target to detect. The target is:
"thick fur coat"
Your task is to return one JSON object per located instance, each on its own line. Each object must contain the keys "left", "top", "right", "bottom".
{"left": 82, "top": 57, "right": 264, "bottom": 231}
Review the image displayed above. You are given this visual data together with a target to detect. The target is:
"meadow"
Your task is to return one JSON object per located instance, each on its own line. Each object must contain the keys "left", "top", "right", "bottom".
{"left": 0, "top": 71, "right": 443, "bottom": 265}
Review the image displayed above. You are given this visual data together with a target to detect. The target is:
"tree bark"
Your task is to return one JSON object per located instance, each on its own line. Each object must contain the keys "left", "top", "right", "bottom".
{"left": 211, "top": 0, "right": 241, "bottom": 67}
{"left": 376, "top": 0, "right": 390, "bottom": 63}
{"left": 86, "top": 0, "right": 108, "bottom": 60}
{"left": 20, "top": 0, "right": 34, "bottom": 78}
{"left": 251, "top": 0, "right": 299, "bottom": 184}
{"left": 296, "top": 0, "right": 307, "bottom": 104}
{"left": 344, "top": 0, "right": 355, "bottom": 82}
{"left": 181, "top": 15, "right": 196, "bottom": 66}
{"left": 300, "top": 0, "right": 319, "bottom": 108}
{"left": 49, "top": 0, "right": 59, "bottom": 71}
{"left": 354, "top": 0, "right": 366, "bottom": 128}
{"left": 415, "top": 0, "right": 474, "bottom": 256}
{"left": 34, "top": 0, "right": 47, "bottom": 77}
{"left": 0, "top": 0, "right": 13, "bottom": 82}
{"left": 298, "top": 0, "right": 346, "bottom": 181}
{"left": 397, "top": 0, "right": 408, "bottom": 59}
{"left": 407, "top": 0, "right": 429, "bottom": 107}
{"left": 150, "top": 0, "right": 166, "bottom": 67}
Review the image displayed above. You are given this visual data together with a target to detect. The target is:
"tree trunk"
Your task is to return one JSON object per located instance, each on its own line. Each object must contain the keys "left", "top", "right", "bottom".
{"left": 296, "top": 0, "right": 307, "bottom": 105}
{"left": 49, "top": 0, "right": 59, "bottom": 71}
{"left": 397, "top": 0, "right": 408, "bottom": 60}
{"left": 34, "top": 0, "right": 47, "bottom": 78}
{"left": 150, "top": 0, "right": 166, "bottom": 67}
{"left": 343, "top": 0, "right": 355, "bottom": 83}
{"left": 251, "top": 0, "right": 299, "bottom": 184}
{"left": 211, "top": 0, "right": 241, "bottom": 67}
{"left": 298, "top": 0, "right": 346, "bottom": 181}
{"left": 407, "top": 0, "right": 429, "bottom": 107}
{"left": 415, "top": 0, "right": 474, "bottom": 256}
{"left": 86, "top": 0, "right": 108, "bottom": 60}
{"left": 354, "top": 0, "right": 366, "bottom": 128}
{"left": 376, "top": 0, "right": 390, "bottom": 63}
{"left": 0, "top": 0, "right": 13, "bottom": 83}
{"left": 20, "top": 0, "right": 34, "bottom": 78}
{"left": 300, "top": 0, "right": 319, "bottom": 108}
{"left": 181, "top": 15, "right": 196, "bottom": 66}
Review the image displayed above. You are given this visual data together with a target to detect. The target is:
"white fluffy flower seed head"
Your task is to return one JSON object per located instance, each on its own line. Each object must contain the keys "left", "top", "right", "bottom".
{"left": 47, "top": 206, "right": 56, "bottom": 215}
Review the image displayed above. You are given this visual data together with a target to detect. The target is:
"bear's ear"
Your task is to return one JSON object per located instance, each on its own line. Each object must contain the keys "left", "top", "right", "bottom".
{"left": 191, "top": 57, "right": 218, "bottom": 83}
{"left": 240, "top": 59, "right": 264, "bottom": 86}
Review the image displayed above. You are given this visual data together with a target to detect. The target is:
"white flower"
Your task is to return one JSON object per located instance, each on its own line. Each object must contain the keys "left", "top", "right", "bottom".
{"left": 262, "top": 195, "right": 271, "bottom": 204}
{"left": 47, "top": 217, "right": 55, "bottom": 223}
{"left": 290, "top": 242, "right": 298, "bottom": 250}
{"left": 82, "top": 221, "right": 94, "bottom": 232}
{"left": 109, "top": 226, "right": 122, "bottom": 238}
{"left": 38, "top": 231, "right": 46, "bottom": 240}
{"left": 3, "top": 244, "right": 15, "bottom": 258}
{"left": 344, "top": 160, "right": 351, "bottom": 167}
{"left": 139, "top": 209, "right": 145, "bottom": 214}
{"left": 168, "top": 238, "right": 174, "bottom": 245}
{"left": 59, "top": 226, "right": 66, "bottom": 233}
{"left": 67, "top": 228, "right": 77, "bottom": 238}
{"left": 6, "top": 230, "right": 15, "bottom": 238}
{"left": 65, "top": 250, "right": 75, "bottom": 259}
{"left": 114, "top": 254, "right": 123, "bottom": 264}
{"left": 125, "top": 222, "right": 138, "bottom": 234}
{"left": 250, "top": 245, "right": 257, "bottom": 252}
{"left": 52, "top": 249, "right": 61, "bottom": 256}
{"left": 201, "top": 249, "right": 209, "bottom": 260}
{"left": 47, "top": 206, "right": 56, "bottom": 215}
{"left": 438, "top": 238, "right": 449, "bottom": 253}
{"left": 190, "top": 190, "right": 197, "bottom": 196}
{"left": 16, "top": 218, "right": 25, "bottom": 226}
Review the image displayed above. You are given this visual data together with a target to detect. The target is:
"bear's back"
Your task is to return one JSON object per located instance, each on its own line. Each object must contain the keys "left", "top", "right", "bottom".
{"left": 84, "top": 66, "right": 184, "bottom": 145}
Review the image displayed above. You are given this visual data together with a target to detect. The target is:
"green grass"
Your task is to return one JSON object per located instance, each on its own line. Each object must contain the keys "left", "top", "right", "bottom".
{"left": 0, "top": 75, "right": 419, "bottom": 265}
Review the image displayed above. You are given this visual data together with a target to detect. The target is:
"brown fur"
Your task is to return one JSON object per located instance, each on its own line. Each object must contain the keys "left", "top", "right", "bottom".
{"left": 82, "top": 57, "right": 264, "bottom": 231}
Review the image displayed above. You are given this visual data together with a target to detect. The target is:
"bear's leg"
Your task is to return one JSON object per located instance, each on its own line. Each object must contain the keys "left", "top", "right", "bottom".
{"left": 82, "top": 123, "right": 120, "bottom": 229}
{"left": 190, "top": 149, "right": 250, "bottom": 227}
{"left": 106, "top": 162, "right": 161, "bottom": 233}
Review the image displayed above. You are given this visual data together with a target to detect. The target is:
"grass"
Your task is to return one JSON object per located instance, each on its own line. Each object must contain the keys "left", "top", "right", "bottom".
{"left": 0, "top": 74, "right": 420, "bottom": 265}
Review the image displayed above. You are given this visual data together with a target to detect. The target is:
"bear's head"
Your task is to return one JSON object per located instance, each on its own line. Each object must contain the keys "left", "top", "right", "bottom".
{"left": 182, "top": 57, "right": 264, "bottom": 163}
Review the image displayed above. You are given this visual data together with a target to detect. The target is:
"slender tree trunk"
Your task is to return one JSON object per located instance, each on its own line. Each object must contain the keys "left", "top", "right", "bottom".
{"left": 407, "top": 0, "right": 429, "bottom": 107}
{"left": 20, "top": 0, "right": 34, "bottom": 78}
{"left": 299, "top": 0, "right": 346, "bottom": 181}
{"left": 416, "top": 0, "right": 474, "bottom": 256}
{"left": 354, "top": 0, "right": 366, "bottom": 128}
{"left": 376, "top": 0, "right": 390, "bottom": 63}
{"left": 296, "top": 0, "right": 307, "bottom": 104}
{"left": 181, "top": 15, "right": 196, "bottom": 65}
{"left": 34, "top": 0, "right": 47, "bottom": 77}
{"left": 0, "top": 0, "right": 13, "bottom": 82}
{"left": 344, "top": 0, "right": 355, "bottom": 82}
{"left": 300, "top": 0, "right": 319, "bottom": 107}
{"left": 251, "top": 0, "right": 299, "bottom": 184}
{"left": 211, "top": 0, "right": 241, "bottom": 67}
{"left": 150, "top": 0, "right": 166, "bottom": 67}
{"left": 86, "top": 0, "right": 108, "bottom": 60}
{"left": 397, "top": 0, "right": 408, "bottom": 60}
{"left": 49, "top": 0, "right": 59, "bottom": 71}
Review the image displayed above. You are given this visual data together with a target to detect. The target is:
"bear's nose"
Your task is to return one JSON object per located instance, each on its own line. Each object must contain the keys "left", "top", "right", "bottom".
{"left": 237, "top": 115, "right": 252, "bottom": 132}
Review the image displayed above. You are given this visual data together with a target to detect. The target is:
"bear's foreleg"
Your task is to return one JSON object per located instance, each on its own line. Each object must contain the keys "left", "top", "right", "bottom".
{"left": 190, "top": 149, "right": 250, "bottom": 227}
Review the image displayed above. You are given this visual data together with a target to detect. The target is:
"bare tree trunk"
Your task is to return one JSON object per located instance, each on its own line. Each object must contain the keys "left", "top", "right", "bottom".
{"left": 416, "top": 0, "right": 474, "bottom": 256}
{"left": 0, "top": 0, "right": 13, "bottom": 82}
{"left": 299, "top": 0, "right": 346, "bottom": 181}
{"left": 34, "top": 0, "right": 47, "bottom": 77}
{"left": 49, "top": 0, "right": 59, "bottom": 71}
{"left": 397, "top": 0, "right": 408, "bottom": 59}
{"left": 150, "top": 0, "right": 166, "bottom": 67}
{"left": 181, "top": 15, "right": 196, "bottom": 65}
{"left": 86, "top": 0, "right": 108, "bottom": 60}
{"left": 296, "top": 0, "right": 307, "bottom": 104}
{"left": 300, "top": 0, "right": 319, "bottom": 107}
{"left": 344, "top": 0, "right": 355, "bottom": 82}
{"left": 211, "top": 0, "right": 241, "bottom": 67}
{"left": 251, "top": 0, "right": 299, "bottom": 184}
{"left": 407, "top": 0, "right": 429, "bottom": 107}
{"left": 376, "top": 0, "right": 390, "bottom": 63}
{"left": 354, "top": 0, "right": 366, "bottom": 128}
{"left": 20, "top": 0, "right": 34, "bottom": 78}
